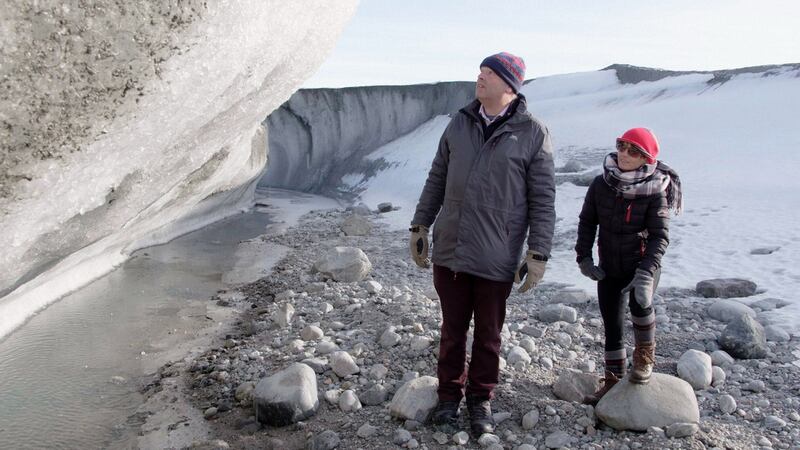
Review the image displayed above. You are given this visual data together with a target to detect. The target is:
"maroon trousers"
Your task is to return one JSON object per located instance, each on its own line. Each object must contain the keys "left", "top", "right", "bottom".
{"left": 433, "top": 264, "right": 512, "bottom": 401}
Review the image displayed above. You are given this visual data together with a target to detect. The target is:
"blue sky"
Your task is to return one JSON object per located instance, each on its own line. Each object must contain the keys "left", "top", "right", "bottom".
{"left": 304, "top": 0, "right": 800, "bottom": 88}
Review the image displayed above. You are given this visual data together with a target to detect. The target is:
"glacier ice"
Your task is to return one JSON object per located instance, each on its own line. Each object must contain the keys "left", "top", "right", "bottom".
{"left": 0, "top": 0, "right": 358, "bottom": 339}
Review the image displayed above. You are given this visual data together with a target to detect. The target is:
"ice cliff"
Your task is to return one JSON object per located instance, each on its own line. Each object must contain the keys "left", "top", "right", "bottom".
{"left": 260, "top": 82, "right": 474, "bottom": 194}
{"left": 0, "top": 0, "right": 358, "bottom": 338}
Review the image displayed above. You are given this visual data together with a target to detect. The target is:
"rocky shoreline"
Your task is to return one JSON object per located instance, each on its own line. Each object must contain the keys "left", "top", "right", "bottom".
{"left": 134, "top": 207, "right": 800, "bottom": 449}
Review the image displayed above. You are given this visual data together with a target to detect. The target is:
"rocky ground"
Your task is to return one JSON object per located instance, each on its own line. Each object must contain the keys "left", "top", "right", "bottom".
{"left": 135, "top": 207, "right": 800, "bottom": 450}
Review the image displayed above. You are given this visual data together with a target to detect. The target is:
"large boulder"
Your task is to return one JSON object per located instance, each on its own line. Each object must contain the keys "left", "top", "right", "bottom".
{"left": 552, "top": 368, "right": 601, "bottom": 403}
{"left": 313, "top": 246, "right": 372, "bottom": 282}
{"left": 677, "top": 350, "right": 712, "bottom": 390}
{"left": 595, "top": 373, "right": 699, "bottom": 431}
{"left": 707, "top": 300, "right": 757, "bottom": 323}
{"left": 718, "top": 314, "right": 768, "bottom": 359}
{"left": 340, "top": 214, "right": 372, "bottom": 236}
{"left": 253, "top": 363, "right": 319, "bottom": 426}
{"left": 389, "top": 376, "right": 438, "bottom": 422}
{"left": 696, "top": 278, "right": 757, "bottom": 298}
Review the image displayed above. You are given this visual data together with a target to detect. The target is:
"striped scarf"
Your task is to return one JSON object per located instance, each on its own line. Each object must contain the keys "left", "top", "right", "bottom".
{"left": 603, "top": 153, "right": 683, "bottom": 214}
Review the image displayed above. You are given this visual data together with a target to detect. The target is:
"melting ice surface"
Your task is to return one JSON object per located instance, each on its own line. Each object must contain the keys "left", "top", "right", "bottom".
{"left": 347, "top": 66, "right": 800, "bottom": 333}
{"left": 0, "top": 1, "right": 358, "bottom": 340}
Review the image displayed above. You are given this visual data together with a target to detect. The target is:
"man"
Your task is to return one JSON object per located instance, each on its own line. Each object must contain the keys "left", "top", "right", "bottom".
{"left": 409, "top": 52, "right": 555, "bottom": 435}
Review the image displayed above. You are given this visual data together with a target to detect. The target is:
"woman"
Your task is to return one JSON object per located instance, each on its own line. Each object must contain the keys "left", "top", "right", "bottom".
{"left": 575, "top": 127, "right": 682, "bottom": 405}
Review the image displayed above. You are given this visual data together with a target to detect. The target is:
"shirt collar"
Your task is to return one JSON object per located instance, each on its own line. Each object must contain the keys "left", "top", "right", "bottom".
{"left": 479, "top": 102, "right": 511, "bottom": 125}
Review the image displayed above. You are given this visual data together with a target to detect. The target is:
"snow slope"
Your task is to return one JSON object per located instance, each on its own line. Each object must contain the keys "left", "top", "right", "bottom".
{"left": 346, "top": 65, "right": 800, "bottom": 332}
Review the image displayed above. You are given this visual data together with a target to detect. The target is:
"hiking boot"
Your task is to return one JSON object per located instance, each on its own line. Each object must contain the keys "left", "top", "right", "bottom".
{"left": 582, "top": 371, "right": 620, "bottom": 405}
{"left": 466, "top": 395, "right": 494, "bottom": 435}
{"left": 631, "top": 341, "right": 655, "bottom": 384}
{"left": 430, "top": 400, "right": 460, "bottom": 425}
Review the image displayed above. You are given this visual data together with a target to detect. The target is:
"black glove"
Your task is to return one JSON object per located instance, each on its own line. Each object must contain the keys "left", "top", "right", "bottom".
{"left": 579, "top": 257, "right": 605, "bottom": 281}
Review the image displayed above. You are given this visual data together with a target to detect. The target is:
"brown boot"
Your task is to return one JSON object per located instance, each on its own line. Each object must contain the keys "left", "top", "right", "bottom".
{"left": 631, "top": 342, "right": 655, "bottom": 384}
{"left": 583, "top": 371, "right": 620, "bottom": 405}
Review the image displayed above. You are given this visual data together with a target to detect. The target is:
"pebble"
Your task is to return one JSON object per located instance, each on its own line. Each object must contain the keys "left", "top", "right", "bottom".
{"left": 203, "top": 407, "right": 218, "bottom": 419}
{"left": 356, "top": 423, "right": 378, "bottom": 438}
{"left": 476, "top": 433, "right": 500, "bottom": 446}
{"left": 453, "top": 431, "right": 470, "bottom": 445}
{"left": 522, "top": 409, "right": 540, "bottom": 429}
{"left": 393, "top": 428, "right": 412, "bottom": 445}
{"left": 432, "top": 431, "right": 449, "bottom": 444}
{"left": 719, "top": 394, "right": 737, "bottom": 414}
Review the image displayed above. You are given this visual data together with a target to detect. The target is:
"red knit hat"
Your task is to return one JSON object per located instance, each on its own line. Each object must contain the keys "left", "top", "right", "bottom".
{"left": 617, "top": 128, "right": 659, "bottom": 164}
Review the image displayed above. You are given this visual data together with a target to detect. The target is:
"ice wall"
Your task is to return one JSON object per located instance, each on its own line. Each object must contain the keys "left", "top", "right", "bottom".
{"left": 260, "top": 82, "right": 475, "bottom": 194}
{"left": 0, "top": 0, "right": 358, "bottom": 339}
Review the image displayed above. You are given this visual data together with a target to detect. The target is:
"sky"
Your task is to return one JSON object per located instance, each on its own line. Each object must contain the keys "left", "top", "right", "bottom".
{"left": 303, "top": 0, "right": 800, "bottom": 88}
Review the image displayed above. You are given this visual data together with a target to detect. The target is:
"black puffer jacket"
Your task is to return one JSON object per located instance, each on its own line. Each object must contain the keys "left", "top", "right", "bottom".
{"left": 575, "top": 175, "right": 669, "bottom": 278}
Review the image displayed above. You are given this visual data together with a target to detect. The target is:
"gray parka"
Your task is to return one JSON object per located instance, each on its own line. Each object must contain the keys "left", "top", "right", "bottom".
{"left": 411, "top": 95, "right": 556, "bottom": 282}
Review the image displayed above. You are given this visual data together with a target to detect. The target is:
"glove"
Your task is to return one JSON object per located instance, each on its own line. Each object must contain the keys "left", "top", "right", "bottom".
{"left": 621, "top": 269, "right": 655, "bottom": 309}
{"left": 408, "top": 225, "right": 430, "bottom": 268}
{"left": 578, "top": 257, "right": 606, "bottom": 281}
{"left": 514, "top": 250, "right": 547, "bottom": 293}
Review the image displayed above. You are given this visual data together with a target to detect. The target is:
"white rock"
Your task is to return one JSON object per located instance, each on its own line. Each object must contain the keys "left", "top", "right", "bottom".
{"left": 410, "top": 336, "right": 432, "bottom": 351}
{"left": 338, "top": 389, "right": 362, "bottom": 412}
{"left": 493, "top": 411, "right": 512, "bottom": 424}
{"left": 313, "top": 246, "right": 372, "bottom": 282}
{"left": 707, "top": 299, "right": 757, "bottom": 323}
{"left": 677, "top": 349, "right": 712, "bottom": 390}
{"left": 578, "top": 360, "right": 596, "bottom": 373}
{"left": 389, "top": 376, "right": 438, "bottom": 422}
{"left": 539, "top": 304, "right": 578, "bottom": 323}
{"left": 273, "top": 303, "right": 295, "bottom": 328}
{"left": 363, "top": 280, "right": 382, "bottom": 294}
{"left": 356, "top": 423, "right": 378, "bottom": 438}
{"left": 710, "top": 350, "right": 735, "bottom": 367}
{"left": 595, "top": 373, "right": 699, "bottom": 431}
{"left": 370, "top": 364, "right": 389, "bottom": 380}
{"left": 341, "top": 214, "right": 372, "bottom": 236}
{"left": 520, "top": 337, "right": 536, "bottom": 354}
{"left": 665, "top": 422, "right": 699, "bottom": 438}
{"left": 554, "top": 288, "right": 592, "bottom": 305}
{"left": 379, "top": 328, "right": 402, "bottom": 348}
{"left": 330, "top": 351, "right": 360, "bottom": 377}
{"left": 719, "top": 394, "right": 737, "bottom": 414}
{"left": 315, "top": 340, "right": 339, "bottom": 355}
{"left": 321, "top": 302, "right": 334, "bottom": 314}
{"left": 553, "top": 332, "right": 573, "bottom": 348}
{"left": 507, "top": 346, "right": 532, "bottom": 368}
{"left": 253, "top": 363, "right": 319, "bottom": 426}
{"left": 765, "top": 415, "right": 786, "bottom": 429}
{"left": 711, "top": 366, "right": 726, "bottom": 387}
{"left": 553, "top": 368, "right": 601, "bottom": 403}
{"left": 324, "top": 389, "right": 340, "bottom": 404}
{"left": 301, "top": 325, "right": 324, "bottom": 341}
{"left": 453, "top": 431, "right": 470, "bottom": 445}
{"left": 301, "top": 357, "right": 328, "bottom": 374}
{"left": 545, "top": 430, "right": 572, "bottom": 448}
{"left": 478, "top": 433, "right": 501, "bottom": 447}
{"left": 286, "top": 339, "right": 304, "bottom": 353}
{"left": 765, "top": 325, "right": 790, "bottom": 342}
{"left": 522, "top": 408, "right": 540, "bottom": 430}
{"left": 393, "top": 428, "right": 412, "bottom": 444}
